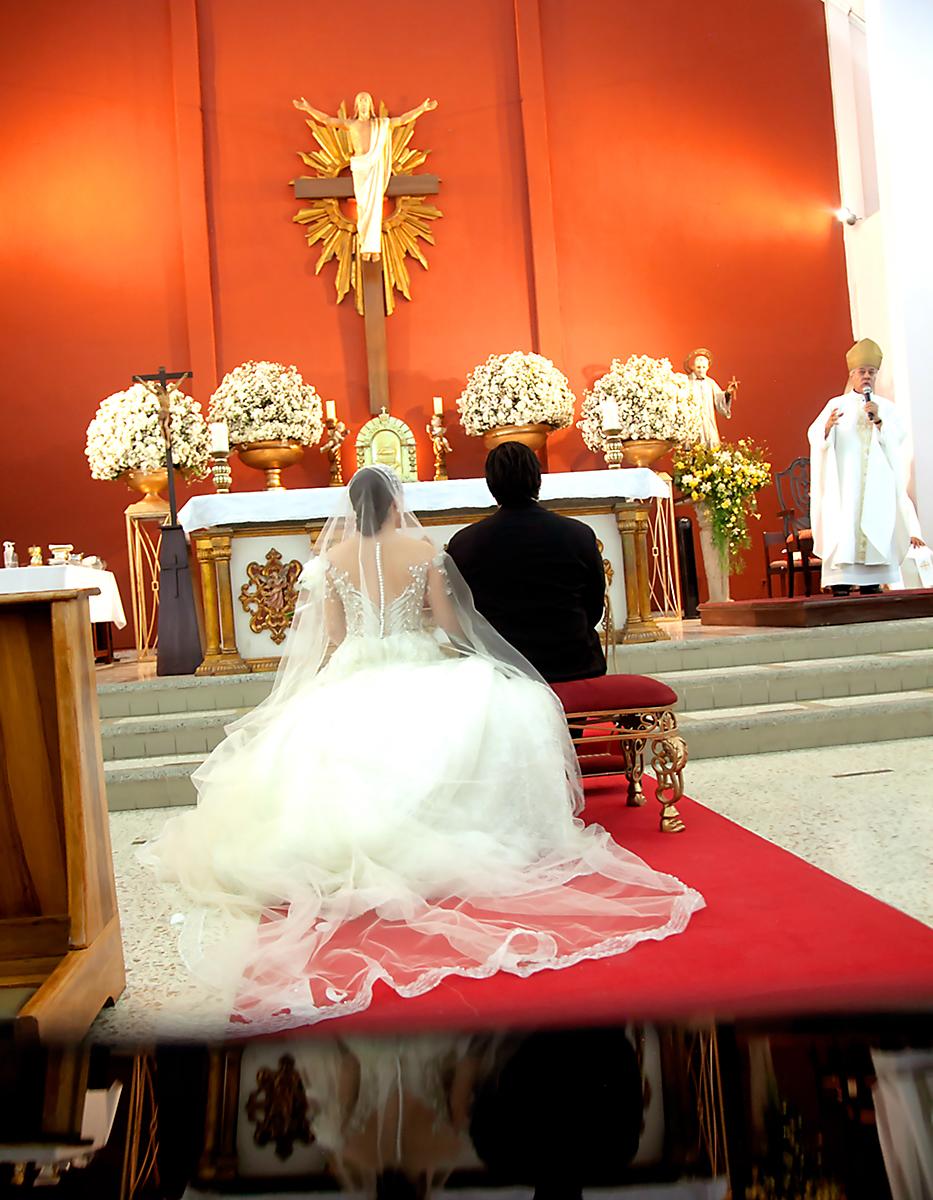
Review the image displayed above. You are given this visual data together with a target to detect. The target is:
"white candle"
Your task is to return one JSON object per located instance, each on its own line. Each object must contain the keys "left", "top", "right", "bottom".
{"left": 433, "top": 396, "right": 444, "bottom": 415}
{"left": 209, "top": 421, "right": 229, "bottom": 454}
{"left": 325, "top": 400, "right": 337, "bottom": 422}
{"left": 600, "top": 398, "right": 620, "bottom": 429}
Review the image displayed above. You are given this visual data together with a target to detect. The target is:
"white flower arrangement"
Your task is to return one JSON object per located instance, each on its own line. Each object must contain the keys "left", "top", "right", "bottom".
{"left": 208, "top": 360, "right": 324, "bottom": 447}
{"left": 577, "top": 355, "right": 702, "bottom": 450}
{"left": 456, "top": 351, "right": 576, "bottom": 437}
{"left": 85, "top": 382, "right": 210, "bottom": 481}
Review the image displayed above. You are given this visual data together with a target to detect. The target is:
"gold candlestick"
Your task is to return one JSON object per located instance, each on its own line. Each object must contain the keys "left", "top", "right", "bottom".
{"left": 320, "top": 413, "right": 348, "bottom": 487}
{"left": 427, "top": 410, "right": 452, "bottom": 482}
{"left": 602, "top": 426, "right": 624, "bottom": 469}
{"left": 211, "top": 452, "right": 232, "bottom": 493}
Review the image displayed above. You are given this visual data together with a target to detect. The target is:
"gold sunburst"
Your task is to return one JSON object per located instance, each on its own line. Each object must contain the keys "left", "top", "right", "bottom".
{"left": 293, "top": 101, "right": 442, "bottom": 316}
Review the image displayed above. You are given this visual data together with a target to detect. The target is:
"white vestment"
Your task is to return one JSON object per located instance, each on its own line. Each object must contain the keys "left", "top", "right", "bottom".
{"left": 807, "top": 392, "right": 918, "bottom": 588}
{"left": 688, "top": 375, "right": 731, "bottom": 448}
{"left": 350, "top": 117, "right": 392, "bottom": 256}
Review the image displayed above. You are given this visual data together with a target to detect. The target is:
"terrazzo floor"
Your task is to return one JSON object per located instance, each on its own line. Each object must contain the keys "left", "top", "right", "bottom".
{"left": 93, "top": 738, "right": 933, "bottom": 1043}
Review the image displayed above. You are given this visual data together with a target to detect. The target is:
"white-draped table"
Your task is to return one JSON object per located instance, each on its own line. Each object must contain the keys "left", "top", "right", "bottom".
{"left": 178, "top": 469, "right": 671, "bottom": 675}
{"left": 0, "top": 566, "right": 127, "bottom": 628}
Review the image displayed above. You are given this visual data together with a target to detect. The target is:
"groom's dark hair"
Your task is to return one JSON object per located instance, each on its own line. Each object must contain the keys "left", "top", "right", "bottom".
{"left": 485, "top": 442, "right": 541, "bottom": 506}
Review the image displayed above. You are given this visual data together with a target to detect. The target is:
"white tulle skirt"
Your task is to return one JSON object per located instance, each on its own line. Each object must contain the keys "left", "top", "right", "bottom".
{"left": 140, "top": 633, "right": 704, "bottom": 1030}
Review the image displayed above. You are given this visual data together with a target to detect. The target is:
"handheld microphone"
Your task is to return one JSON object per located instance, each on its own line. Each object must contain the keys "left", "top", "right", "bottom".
{"left": 862, "top": 383, "right": 879, "bottom": 424}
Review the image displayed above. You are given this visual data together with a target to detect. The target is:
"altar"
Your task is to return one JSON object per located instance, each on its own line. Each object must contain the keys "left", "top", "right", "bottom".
{"left": 178, "top": 469, "right": 673, "bottom": 675}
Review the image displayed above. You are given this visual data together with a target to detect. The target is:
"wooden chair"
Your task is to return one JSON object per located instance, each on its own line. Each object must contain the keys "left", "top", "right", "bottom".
{"left": 551, "top": 674, "right": 687, "bottom": 833}
{"left": 762, "top": 530, "right": 789, "bottom": 597}
{"left": 0, "top": 588, "right": 125, "bottom": 1040}
{"left": 774, "top": 457, "right": 821, "bottom": 596}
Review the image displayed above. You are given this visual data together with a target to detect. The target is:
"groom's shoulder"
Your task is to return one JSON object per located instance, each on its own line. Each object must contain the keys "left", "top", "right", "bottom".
{"left": 543, "top": 506, "right": 599, "bottom": 545}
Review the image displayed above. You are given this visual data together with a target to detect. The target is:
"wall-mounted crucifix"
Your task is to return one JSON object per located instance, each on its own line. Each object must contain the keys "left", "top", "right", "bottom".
{"left": 291, "top": 92, "right": 442, "bottom": 415}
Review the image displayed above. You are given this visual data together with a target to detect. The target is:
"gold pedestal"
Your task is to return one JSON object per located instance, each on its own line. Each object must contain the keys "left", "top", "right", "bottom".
{"left": 124, "top": 497, "right": 169, "bottom": 660}
{"left": 616, "top": 504, "right": 668, "bottom": 644}
{"left": 648, "top": 474, "right": 683, "bottom": 620}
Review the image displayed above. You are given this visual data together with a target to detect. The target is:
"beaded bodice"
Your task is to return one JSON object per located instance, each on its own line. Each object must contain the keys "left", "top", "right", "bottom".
{"left": 325, "top": 550, "right": 438, "bottom": 639}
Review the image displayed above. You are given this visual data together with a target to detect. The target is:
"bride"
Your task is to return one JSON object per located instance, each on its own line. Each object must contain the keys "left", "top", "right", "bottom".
{"left": 141, "top": 465, "right": 704, "bottom": 1030}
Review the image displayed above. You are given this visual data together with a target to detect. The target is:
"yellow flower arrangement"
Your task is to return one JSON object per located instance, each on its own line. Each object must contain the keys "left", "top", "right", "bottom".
{"left": 673, "top": 439, "right": 771, "bottom": 568}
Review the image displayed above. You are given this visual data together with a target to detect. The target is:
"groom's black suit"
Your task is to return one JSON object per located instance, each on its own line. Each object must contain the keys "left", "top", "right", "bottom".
{"left": 448, "top": 501, "right": 607, "bottom": 683}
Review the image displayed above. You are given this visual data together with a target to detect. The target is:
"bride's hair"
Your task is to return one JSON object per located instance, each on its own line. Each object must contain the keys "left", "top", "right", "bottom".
{"left": 348, "top": 466, "right": 397, "bottom": 536}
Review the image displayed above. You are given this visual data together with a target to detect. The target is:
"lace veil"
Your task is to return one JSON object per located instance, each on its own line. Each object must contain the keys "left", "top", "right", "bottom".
{"left": 217, "top": 464, "right": 582, "bottom": 805}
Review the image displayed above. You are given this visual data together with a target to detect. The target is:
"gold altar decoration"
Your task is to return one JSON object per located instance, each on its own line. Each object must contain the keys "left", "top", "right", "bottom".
{"left": 320, "top": 412, "right": 349, "bottom": 487}
{"left": 211, "top": 454, "right": 232, "bottom": 493}
{"left": 124, "top": 473, "right": 171, "bottom": 659}
{"left": 293, "top": 100, "right": 442, "bottom": 316}
{"left": 236, "top": 439, "right": 305, "bottom": 490}
{"left": 245, "top": 1054, "right": 316, "bottom": 1161}
{"left": 120, "top": 1052, "right": 162, "bottom": 1200}
{"left": 427, "top": 406, "right": 452, "bottom": 481}
{"left": 648, "top": 473, "right": 683, "bottom": 620}
{"left": 355, "top": 407, "right": 418, "bottom": 480}
{"left": 239, "top": 548, "right": 303, "bottom": 644}
{"left": 481, "top": 422, "right": 553, "bottom": 453}
{"left": 596, "top": 538, "right": 618, "bottom": 671}
{"left": 621, "top": 439, "right": 675, "bottom": 468}
{"left": 28, "top": 545, "right": 43, "bottom": 566}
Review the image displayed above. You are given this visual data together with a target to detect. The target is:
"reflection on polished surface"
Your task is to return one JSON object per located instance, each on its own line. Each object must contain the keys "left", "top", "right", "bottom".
{"left": 3, "top": 1016, "right": 930, "bottom": 1198}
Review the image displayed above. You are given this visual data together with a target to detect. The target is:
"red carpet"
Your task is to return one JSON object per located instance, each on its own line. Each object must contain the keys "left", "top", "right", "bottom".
{"left": 237, "top": 777, "right": 933, "bottom": 1037}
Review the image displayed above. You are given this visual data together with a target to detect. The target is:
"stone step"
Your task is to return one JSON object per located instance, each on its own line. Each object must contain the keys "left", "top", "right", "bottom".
{"left": 98, "top": 672, "right": 272, "bottom": 719}
{"left": 678, "top": 688, "right": 933, "bottom": 760}
{"left": 96, "top": 620, "right": 933, "bottom": 722}
{"left": 102, "top": 688, "right": 933, "bottom": 811}
{"left": 657, "top": 648, "right": 933, "bottom": 713}
{"left": 105, "top": 752, "right": 202, "bottom": 811}
{"left": 97, "top": 649, "right": 933, "bottom": 762}
{"left": 99, "top": 707, "right": 247, "bottom": 761}
{"left": 615, "top": 617, "right": 933, "bottom": 675}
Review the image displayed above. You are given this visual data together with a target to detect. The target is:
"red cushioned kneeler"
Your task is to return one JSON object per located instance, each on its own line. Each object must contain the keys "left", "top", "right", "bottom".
{"left": 551, "top": 674, "right": 687, "bottom": 833}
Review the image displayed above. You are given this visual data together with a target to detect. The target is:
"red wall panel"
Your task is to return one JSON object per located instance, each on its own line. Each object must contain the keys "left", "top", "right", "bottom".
{"left": 0, "top": 0, "right": 853, "bottom": 628}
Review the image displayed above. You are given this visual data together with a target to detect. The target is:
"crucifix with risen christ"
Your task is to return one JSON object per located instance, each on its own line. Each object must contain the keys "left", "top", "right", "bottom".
{"left": 292, "top": 91, "right": 442, "bottom": 414}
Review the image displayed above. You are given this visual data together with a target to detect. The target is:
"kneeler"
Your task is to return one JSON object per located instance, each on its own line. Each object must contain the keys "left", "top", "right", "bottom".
{"left": 551, "top": 674, "right": 688, "bottom": 833}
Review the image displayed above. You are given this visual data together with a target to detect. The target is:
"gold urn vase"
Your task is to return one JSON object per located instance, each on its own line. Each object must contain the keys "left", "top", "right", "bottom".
{"left": 481, "top": 423, "right": 553, "bottom": 453}
{"left": 236, "top": 440, "right": 305, "bottom": 490}
{"left": 121, "top": 468, "right": 172, "bottom": 515}
{"left": 620, "top": 439, "right": 675, "bottom": 468}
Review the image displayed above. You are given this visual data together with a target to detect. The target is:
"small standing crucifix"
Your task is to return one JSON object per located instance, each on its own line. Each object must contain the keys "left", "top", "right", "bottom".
{"left": 292, "top": 91, "right": 441, "bottom": 415}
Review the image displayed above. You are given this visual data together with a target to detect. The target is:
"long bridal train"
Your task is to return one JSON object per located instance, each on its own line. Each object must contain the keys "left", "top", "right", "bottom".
{"left": 139, "top": 466, "right": 704, "bottom": 1030}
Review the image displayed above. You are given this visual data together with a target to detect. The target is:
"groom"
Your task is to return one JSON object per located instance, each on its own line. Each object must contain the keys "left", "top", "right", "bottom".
{"left": 448, "top": 443, "right": 607, "bottom": 683}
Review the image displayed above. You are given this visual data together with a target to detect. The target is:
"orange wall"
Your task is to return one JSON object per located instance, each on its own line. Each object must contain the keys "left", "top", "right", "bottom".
{"left": 0, "top": 0, "right": 851, "bottom": 629}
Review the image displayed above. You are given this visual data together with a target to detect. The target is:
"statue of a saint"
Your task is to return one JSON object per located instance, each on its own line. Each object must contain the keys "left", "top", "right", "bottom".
{"left": 293, "top": 92, "right": 438, "bottom": 261}
{"left": 683, "top": 348, "right": 739, "bottom": 449}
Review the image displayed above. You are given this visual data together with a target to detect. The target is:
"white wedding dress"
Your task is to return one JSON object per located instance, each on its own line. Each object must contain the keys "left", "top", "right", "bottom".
{"left": 141, "top": 466, "right": 704, "bottom": 1031}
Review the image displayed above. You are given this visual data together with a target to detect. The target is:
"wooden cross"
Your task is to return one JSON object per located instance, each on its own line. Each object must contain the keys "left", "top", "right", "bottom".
{"left": 132, "top": 365, "right": 192, "bottom": 524}
{"left": 293, "top": 174, "right": 440, "bottom": 414}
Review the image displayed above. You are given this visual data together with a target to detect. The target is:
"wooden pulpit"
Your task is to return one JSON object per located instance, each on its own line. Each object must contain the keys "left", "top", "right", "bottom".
{"left": 0, "top": 589, "right": 125, "bottom": 1040}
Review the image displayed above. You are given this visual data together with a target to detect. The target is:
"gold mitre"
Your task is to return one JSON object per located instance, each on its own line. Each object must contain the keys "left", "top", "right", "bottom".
{"left": 846, "top": 338, "right": 883, "bottom": 371}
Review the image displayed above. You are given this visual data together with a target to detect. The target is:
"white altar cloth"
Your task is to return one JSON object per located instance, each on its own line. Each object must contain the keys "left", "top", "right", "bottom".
{"left": 0, "top": 565, "right": 127, "bottom": 628}
{"left": 177, "top": 468, "right": 669, "bottom": 533}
